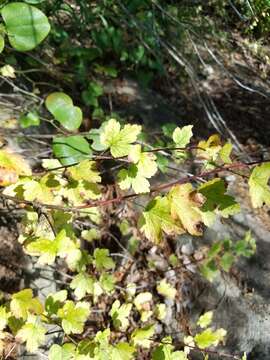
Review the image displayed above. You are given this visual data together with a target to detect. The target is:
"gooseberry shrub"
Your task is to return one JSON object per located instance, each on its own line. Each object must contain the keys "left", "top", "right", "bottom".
{"left": 0, "top": 97, "right": 264, "bottom": 358}
{"left": 0, "top": 2, "right": 265, "bottom": 360}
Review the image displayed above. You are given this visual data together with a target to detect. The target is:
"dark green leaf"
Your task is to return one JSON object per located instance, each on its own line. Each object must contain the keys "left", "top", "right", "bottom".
{"left": 52, "top": 136, "right": 92, "bottom": 166}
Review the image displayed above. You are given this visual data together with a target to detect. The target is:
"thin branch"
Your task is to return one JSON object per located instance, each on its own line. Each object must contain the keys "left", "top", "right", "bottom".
{"left": 0, "top": 160, "right": 267, "bottom": 213}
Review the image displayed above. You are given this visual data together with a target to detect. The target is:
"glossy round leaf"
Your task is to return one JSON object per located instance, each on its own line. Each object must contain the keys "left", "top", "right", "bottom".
{"left": 46, "top": 92, "right": 82, "bottom": 131}
{"left": 1, "top": 2, "right": 50, "bottom": 51}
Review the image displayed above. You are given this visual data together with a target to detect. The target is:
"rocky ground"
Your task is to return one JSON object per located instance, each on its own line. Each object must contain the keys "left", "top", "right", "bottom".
{"left": 0, "top": 64, "right": 270, "bottom": 358}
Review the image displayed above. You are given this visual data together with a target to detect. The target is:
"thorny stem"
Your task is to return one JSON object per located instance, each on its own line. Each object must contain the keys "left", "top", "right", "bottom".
{"left": 0, "top": 160, "right": 268, "bottom": 213}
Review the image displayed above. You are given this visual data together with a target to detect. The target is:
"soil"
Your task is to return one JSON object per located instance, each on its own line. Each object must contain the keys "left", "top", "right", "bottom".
{"left": 0, "top": 212, "right": 25, "bottom": 294}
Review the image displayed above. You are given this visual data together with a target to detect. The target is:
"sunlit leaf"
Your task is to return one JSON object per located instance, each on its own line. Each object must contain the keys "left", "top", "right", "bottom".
{"left": 168, "top": 184, "right": 204, "bottom": 236}
{"left": 70, "top": 272, "right": 94, "bottom": 300}
{"left": 16, "top": 315, "right": 46, "bottom": 353}
{"left": 131, "top": 325, "right": 155, "bottom": 349}
{"left": 110, "top": 300, "right": 132, "bottom": 331}
{"left": 10, "top": 289, "right": 43, "bottom": 320}
{"left": 249, "top": 162, "right": 270, "bottom": 208}
{"left": 156, "top": 279, "right": 176, "bottom": 300}
{"left": 197, "top": 311, "right": 213, "bottom": 328}
{"left": 0, "top": 307, "right": 10, "bottom": 331}
{"left": 67, "top": 160, "right": 101, "bottom": 183}
{"left": 111, "top": 342, "right": 135, "bottom": 360}
{"left": 100, "top": 119, "right": 141, "bottom": 157}
{"left": 49, "top": 343, "right": 76, "bottom": 360}
{"left": 57, "top": 301, "right": 90, "bottom": 335}
{"left": 172, "top": 125, "right": 193, "bottom": 148}
{"left": 129, "top": 144, "right": 158, "bottom": 178}
{"left": 118, "top": 165, "right": 151, "bottom": 194}
{"left": 93, "top": 248, "right": 115, "bottom": 271}
{"left": 219, "top": 142, "right": 232, "bottom": 164}
{"left": 194, "top": 328, "right": 227, "bottom": 349}
{"left": 0, "top": 64, "right": 15, "bottom": 78}
{"left": 139, "top": 196, "right": 183, "bottom": 243}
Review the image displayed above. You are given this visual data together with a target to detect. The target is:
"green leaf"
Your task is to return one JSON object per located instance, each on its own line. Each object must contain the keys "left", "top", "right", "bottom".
{"left": 100, "top": 273, "right": 116, "bottom": 293}
{"left": 57, "top": 300, "right": 90, "bottom": 334}
{"left": 168, "top": 184, "right": 204, "bottom": 236}
{"left": 156, "top": 279, "right": 176, "bottom": 300}
{"left": 93, "top": 248, "right": 115, "bottom": 271}
{"left": 208, "top": 242, "right": 222, "bottom": 259}
{"left": 156, "top": 154, "right": 169, "bottom": 173}
{"left": 162, "top": 123, "right": 177, "bottom": 138}
{"left": 82, "top": 81, "right": 103, "bottom": 107}
{"left": 199, "top": 178, "right": 240, "bottom": 218}
{"left": 81, "top": 228, "right": 101, "bottom": 243}
{"left": 110, "top": 300, "right": 132, "bottom": 331}
{"left": 100, "top": 119, "right": 141, "bottom": 157}
{"left": 234, "top": 231, "right": 256, "bottom": 257}
{"left": 197, "top": 311, "right": 213, "bottom": 328}
{"left": 16, "top": 315, "right": 46, "bottom": 353}
{"left": 139, "top": 196, "right": 183, "bottom": 244}
{"left": 152, "top": 337, "right": 188, "bottom": 360}
{"left": 10, "top": 289, "right": 43, "bottom": 320}
{"left": 70, "top": 272, "right": 94, "bottom": 300}
{"left": 2, "top": 3, "right": 50, "bottom": 51}
{"left": 46, "top": 92, "right": 82, "bottom": 131}
{"left": 0, "top": 35, "right": 4, "bottom": 54}
{"left": 249, "top": 163, "right": 270, "bottom": 208}
{"left": 19, "top": 111, "right": 40, "bottom": 128}
{"left": 194, "top": 328, "right": 227, "bottom": 349}
{"left": 53, "top": 136, "right": 92, "bottom": 166}
{"left": 220, "top": 252, "right": 235, "bottom": 272}
{"left": 172, "top": 125, "right": 193, "bottom": 148}
{"left": 200, "top": 260, "right": 219, "bottom": 282}
{"left": 131, "top": 325, "right": 155, "bottom": 349}
{"left": 45, "top": 290, "right": 67, "bottom": 316}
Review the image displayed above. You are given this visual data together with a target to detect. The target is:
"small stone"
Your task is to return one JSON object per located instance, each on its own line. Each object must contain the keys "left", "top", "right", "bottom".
{"left": 183, "top": 256, "right": 191, "bottom": 265}
{"left": 194, "top": 251, "right": 204, "bottom": 261}
{"left": 186, "top": 264, "right": 197, "bottom": 273}
{"left": 181, "top": 243, "right": 194, "bottom": 256}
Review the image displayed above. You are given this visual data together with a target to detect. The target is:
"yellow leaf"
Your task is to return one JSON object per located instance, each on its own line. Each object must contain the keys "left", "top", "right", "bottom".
{"left": 0, "top": 149, "right": 31, "bottom": 186}
{"left": 168, "top": 184, "right": 205, "bottom": 236}
{"left": 197, "top": 134, "right": 222, "bottom": 161}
